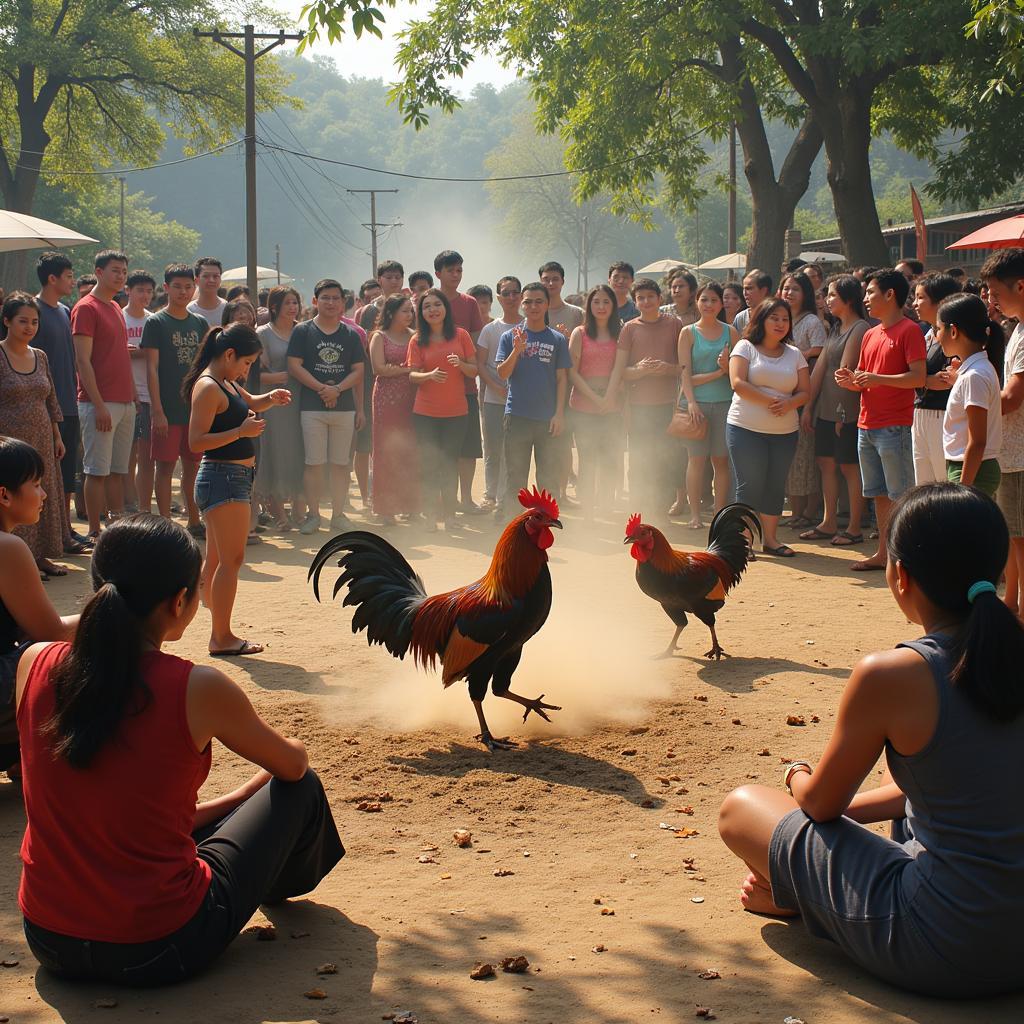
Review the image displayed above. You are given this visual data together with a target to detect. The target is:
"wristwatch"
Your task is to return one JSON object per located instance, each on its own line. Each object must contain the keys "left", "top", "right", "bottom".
{"left": 783, "top": 760, "right": 813, "bottom": 794}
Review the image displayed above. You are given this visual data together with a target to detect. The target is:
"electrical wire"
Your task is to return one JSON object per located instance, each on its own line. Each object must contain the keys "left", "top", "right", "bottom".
{"left": 0, "top": 138, "right": 245, "bottom": 176}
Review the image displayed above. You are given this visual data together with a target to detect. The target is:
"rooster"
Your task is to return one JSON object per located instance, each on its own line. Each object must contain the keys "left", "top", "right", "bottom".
{"left": 309, "top": 487, "right": 563, "bottom": 751}
{"left": 625, "top": 504, "right": 761, "bottom": 660}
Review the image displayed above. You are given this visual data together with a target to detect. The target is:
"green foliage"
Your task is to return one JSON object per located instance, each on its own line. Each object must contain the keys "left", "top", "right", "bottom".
{"left": 0, "top": 0, "right": 292, "bottom": 208}
{"left": 967, "top": 0, "right": 1024, "bottom": 97}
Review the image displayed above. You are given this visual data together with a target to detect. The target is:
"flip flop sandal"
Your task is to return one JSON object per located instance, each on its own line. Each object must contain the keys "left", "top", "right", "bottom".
{"left": 850, "top": 560, "right": 886, "bottom": 572}
{"left": 798, "top": 528, "right": 836, "bottom": 541}
{"left": 786, "top": 516, "right": 813, "bottom": 529}
{"left": 210, "top": 640, "right": 264, "bottom": 657}
{"left": 764, "top": 544, "right": 796, "bottom": 557}
{"left": 63, "top": 540, "right": 92, "bottom": 554}
{"left": 831, "top": 531, "right": 864, "bottom": 546}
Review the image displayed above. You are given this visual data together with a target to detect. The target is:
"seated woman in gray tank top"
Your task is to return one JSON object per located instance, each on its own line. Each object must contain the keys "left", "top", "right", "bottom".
{"left": 719, "top": 482, "right": 1024, "bottom": 997}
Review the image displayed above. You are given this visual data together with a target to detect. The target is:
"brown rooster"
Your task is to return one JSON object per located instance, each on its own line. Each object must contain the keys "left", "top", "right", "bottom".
{"left": 309, "top": 487, "right": 563, "bottom": 751}
{"left": 625, "top": 504, "right": 761, "bottom": 660}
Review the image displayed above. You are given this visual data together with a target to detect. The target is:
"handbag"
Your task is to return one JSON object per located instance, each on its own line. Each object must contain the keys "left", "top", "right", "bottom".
{"left": 667, "top": 406, "right": 707, "bottom": 440}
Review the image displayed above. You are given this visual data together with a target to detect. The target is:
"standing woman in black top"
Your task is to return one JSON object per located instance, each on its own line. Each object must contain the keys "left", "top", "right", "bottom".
{"left": 184, "top": 325, "right": 291, "bottom": 656}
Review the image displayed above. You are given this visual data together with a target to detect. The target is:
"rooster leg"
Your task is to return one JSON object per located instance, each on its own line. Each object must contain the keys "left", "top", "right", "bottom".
{"left": 704, "top": 624, "right": 727, "bottom": 661}
{"left": 654, "top": 625, "right": 685, "bottom": 660}
{"left": 472, "top": 699, "right": 518, "bottom": 752}
{"left": 498, "top": 690, "right": 563, "bottom": 724}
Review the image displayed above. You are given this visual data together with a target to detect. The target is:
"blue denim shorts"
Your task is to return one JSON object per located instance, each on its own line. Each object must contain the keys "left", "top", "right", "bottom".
{"left": 858, "top": 425, "right": 913, "bottom": 500}
{"left": 195, "top": 460, "right": 254, "bottom": 514}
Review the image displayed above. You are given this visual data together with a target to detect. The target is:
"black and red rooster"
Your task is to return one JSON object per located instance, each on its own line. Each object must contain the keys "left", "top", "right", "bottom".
{"left": 625, "top": 504, "right": 761, "bottom": 660}
{"left": 309, "top": 486, "right": 563, "bottom": 751}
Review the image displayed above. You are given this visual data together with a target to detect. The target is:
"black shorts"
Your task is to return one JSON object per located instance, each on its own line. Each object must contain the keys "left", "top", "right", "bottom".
{"left": 460, "top": 392, "right": 484, "bottom": 459}
{"left": 57, "top": 416, "right": 80, "bottom": 493}
{"left": 355, "top": 412, "right": 372, "bottom": 454}
{"left": 814, "top": 418, "right": 859, "bottom": 465}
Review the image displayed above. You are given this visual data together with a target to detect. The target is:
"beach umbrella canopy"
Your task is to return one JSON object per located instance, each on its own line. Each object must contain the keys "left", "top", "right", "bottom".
{"left": 799, "top": 250, "right": 846, "bottom": 263}
{"left": 697, "top": 252, "right": 747, "bottom": 272}
{"left": 637, "top": 258, "right": 693, "bottom": 274}
{"left": 0, "top": 210, "right": 98, "bottom": 254}
{"left": 221, "top": 264, "right": 294, "bottom": 283}
{"left": 947, "top": 214, "right": 1024, "bottom": 251}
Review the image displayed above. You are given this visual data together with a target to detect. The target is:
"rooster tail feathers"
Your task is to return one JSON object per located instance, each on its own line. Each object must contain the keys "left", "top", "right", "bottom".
{"left": 308, "top": 531, "right": 428, "bottom": 658}
{"left": 706, "top": 503, "right": 762, "bottom": 582}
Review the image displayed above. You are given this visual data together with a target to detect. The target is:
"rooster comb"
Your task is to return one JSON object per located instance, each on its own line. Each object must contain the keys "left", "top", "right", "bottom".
{"left": 518, "top": 486, "right": 559, "bottom": 520}
{"left": 625, "top": 512, "right": 643, "bottom": 537}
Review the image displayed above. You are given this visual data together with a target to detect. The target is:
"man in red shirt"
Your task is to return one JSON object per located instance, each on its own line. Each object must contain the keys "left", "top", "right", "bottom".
{"left": 434, "top": 249, "right": 486, "bottom": 514}
{"left": 836, "top": 268, "right": 926, "bottom": 571}
{"left": 71, "top": 250, "right": 136, "bottom": 539}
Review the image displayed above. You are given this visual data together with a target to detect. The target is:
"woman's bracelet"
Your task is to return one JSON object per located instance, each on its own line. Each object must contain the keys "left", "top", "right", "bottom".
{"left": 783, "top": 760, "right": 813, "bottom": 794}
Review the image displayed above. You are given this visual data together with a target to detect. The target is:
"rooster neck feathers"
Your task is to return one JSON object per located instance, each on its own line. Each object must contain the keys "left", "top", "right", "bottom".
{"left": 645, "top": 527, "right": 736, "bottom": 589}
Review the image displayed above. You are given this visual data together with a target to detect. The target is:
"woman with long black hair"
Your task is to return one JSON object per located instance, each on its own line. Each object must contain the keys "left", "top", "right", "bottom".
{"left": 719, "top": 483, "right": 1024, "bottom": 997}
{"left": 16, "top": 515, "right": 343, "bottom": 986}
{"left": 184, "top": 324, "right": 291, "bottom": 656}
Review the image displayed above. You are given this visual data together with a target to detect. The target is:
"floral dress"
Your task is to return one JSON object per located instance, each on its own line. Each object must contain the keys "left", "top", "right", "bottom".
{"left": 371, "top": 332, "right": 420, "bottom": 516}
{"left": 0, "top": 346, "right": 64, "bottom": 558}
{"left": 786, "top": 313, "right": 828, "bottom": 498}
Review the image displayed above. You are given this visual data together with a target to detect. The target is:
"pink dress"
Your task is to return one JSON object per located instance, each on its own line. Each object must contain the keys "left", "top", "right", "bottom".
{"left": 371, "top": 333, "right": 420, "bottom": 516}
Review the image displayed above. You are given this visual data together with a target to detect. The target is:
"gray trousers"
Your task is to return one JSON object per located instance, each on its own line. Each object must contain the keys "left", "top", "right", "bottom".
{"left": 480, "top": 400, "right": 507, "bottom": 503}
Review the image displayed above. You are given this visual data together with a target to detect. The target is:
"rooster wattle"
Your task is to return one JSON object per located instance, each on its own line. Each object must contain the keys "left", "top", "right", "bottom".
{"left": 309, "top": 487, "right": 563, "bottom": 751}
{"left": 625, "top": 504, "right": 761, "bottom": 660}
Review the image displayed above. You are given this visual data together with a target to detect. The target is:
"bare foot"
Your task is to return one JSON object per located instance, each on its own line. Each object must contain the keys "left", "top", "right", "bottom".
{"left": 849, "top": 558, "right": 886, "bottom": 572}
{"left": 739, "top": 872, "right": 798, "bottom": 917}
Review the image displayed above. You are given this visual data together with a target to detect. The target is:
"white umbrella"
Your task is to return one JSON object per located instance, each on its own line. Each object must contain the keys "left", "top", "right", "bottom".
{"left": 697, "top": 252, "right": 747, "bottom": 272}
{"left": 637, "top": 258, "right": 694, "bottom": 274}
{"left": 0, "top": 210, "right": 98, "bottom": 253}
{"left": 221, "top": 264, "right": 293, "bottom": 284}
{"left": 799, "top": 250, "right": 846, "bottom": 264}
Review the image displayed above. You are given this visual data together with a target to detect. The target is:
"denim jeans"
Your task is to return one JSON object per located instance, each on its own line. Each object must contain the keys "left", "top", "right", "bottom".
{"left": 857, "top": 425, "right": 913, "bottom": 500}
{"left": 500, "top": 414, "right": 559, "bottom": 517}
{"left": 726, "top": 423, "right": 798, "bottom": 516}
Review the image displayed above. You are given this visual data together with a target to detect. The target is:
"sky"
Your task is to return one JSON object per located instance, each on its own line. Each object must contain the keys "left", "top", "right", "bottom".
{"left": 280, "top": 0, "right": 516, "bottom": 94}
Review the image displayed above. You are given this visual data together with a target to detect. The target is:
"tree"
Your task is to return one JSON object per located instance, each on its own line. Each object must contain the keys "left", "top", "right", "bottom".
{"left": 0, "top": 0, "right": 290, "bottom": 277}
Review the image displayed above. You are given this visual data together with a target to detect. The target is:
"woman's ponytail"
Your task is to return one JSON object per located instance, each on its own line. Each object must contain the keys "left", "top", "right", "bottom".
{"left": 45, "top": 516, "right": 202, "bottom": 768}
{"left": 180, "top": 323, "right": 262, "bottom": 402}
{"left": 888, "top": 483, "right": 1024, "bottom": 722}
{"left": 936, "top": 293, "right": 1006, "bottom": 383}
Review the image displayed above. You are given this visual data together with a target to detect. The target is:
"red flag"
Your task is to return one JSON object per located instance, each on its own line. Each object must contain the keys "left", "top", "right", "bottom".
{"left": 910, "top": 184, "right": 927, "bottom": 262}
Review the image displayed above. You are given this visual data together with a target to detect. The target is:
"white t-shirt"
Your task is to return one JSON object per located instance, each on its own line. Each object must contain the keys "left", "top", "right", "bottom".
{"left": 726, "top": 339, "right": 807, "bottom": 435}
{"left": 1001, "top": 323, "right": 1024, "bottom": 472}
{"left": 732, "top": 308, "right": 751, "bottom": 337}
{"left": 123, "top": 310, "right": 150, "bottom": 402}
{"left": 477, "top": 317, "right": 521, "bottom": 405}
{"left": 943, "top": 349, "right": 1002, "bottom": 462}
{"left": 187, "top": 297, "right": 227, "bottom": 327}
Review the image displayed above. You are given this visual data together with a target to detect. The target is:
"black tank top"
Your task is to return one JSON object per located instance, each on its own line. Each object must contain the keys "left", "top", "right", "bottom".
{"left": 201, "top": 375, "right": 255, "bottom": 461}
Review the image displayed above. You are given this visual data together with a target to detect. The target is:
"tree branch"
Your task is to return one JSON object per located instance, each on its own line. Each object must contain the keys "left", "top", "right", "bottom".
{"left": 739, "top": 17, "right": 819, "bottom": 106}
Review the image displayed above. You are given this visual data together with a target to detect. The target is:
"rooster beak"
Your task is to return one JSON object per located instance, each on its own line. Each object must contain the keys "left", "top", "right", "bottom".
{"left": 623, "top": 536, "right": 632, "bottom": 544}
{"left": 550, "top": 518, "right": 563, "bottom": 529}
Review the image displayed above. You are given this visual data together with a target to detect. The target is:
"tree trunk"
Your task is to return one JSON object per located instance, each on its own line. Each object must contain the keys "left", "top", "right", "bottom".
{"left": 819, "top": 91, "right": 890, "bottom": 267}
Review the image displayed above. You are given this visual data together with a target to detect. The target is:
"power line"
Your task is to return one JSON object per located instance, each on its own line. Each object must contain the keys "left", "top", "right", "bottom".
{"left": 0, "top": 138, "right": 244, "bottom": 176}
{"left": 256, "top": 137, "right": 698, "bottom": 183}
{"left": 257, "top": 150, "right": 347, "bottom": 255}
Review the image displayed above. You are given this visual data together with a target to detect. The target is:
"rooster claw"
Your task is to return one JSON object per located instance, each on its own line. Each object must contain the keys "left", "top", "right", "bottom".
{"left": 704, "top": 646, "right": 728, "bottom": 661}
{"left": 478, "top": 732, "right": 519, "bottom": 752}
{"left": 522, "top": 694, "right": 562, "bottom": 724}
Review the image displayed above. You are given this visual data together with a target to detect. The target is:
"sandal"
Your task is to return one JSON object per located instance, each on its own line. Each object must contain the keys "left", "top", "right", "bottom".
{"left": 63, "top": 539, "right": 92, "bottom": 555}
{"left": 274, "top": 518, "right": 293, "bottom": 533}
{"left": 785, "top": 516, "right": 813, "bottom": 529}
{"left": 831, "top": 531, "right": 864, "bottom": 546}
{"left": 798, "top": 527, "right": 836, "bottom": 541}
{"left": 36, "top": 559, "right": 67, "bottom": 577}
{"left": 667, "top": 501, "right": 688, "bottom": 517}
{"left": 764, "top": 544, "right": 796, "bottom": 557}
{"left": 246, "top": 532, "right": 263, "bottom": 545}
{"left": 686, "top": 520, "right": 703, "bottom": 530}
{"left": 850, "top": 559, "right": 886, "bottom": 572}
{"left": 210, "top": 639, "right": 264, "bottom": 657}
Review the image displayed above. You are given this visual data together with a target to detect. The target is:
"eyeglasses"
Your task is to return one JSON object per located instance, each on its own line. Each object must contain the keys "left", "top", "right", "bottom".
{"left": 499, "top": 290, "right": 522, "bottom": 297}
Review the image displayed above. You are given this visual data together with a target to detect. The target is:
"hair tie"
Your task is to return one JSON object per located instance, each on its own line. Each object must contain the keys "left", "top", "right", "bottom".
{"left": 967, "top": 580, "right": 996, "bottom": 604}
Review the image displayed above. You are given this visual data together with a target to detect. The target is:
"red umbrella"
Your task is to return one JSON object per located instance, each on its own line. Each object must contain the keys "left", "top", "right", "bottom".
{"left": 947, "top": 213, "right": 1024, "bottom": 251}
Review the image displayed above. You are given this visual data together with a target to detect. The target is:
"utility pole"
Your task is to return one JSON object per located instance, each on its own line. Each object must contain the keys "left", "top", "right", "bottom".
{"left": 194, "top": 24, "right": 303, "bottom": 301}
{"left": 118, "top": 177, "right": 126, "bottom": 253}
{"left": 580, "top": 216, "right": 589, "bottom": 290}
{"left": 728, "top": 122, "right": 737, "bottom": 281}
{"left": 347, "top": 188, "right": 399, "bottom": 277}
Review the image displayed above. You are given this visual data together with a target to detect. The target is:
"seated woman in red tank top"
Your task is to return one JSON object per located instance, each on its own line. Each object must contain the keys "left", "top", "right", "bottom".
{"left": 15, "top": 515, "right": 344, "bottom": 986}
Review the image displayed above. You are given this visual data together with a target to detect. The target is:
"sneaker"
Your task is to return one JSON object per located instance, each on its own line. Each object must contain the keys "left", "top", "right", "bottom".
{"left": 299, "top": 515, "right": 322, "bottom": 536}
{"left": 329, "top": 514, "right": 353, "bottom": 532}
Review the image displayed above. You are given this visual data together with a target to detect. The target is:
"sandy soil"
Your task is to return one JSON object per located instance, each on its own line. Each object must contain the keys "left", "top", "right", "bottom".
{"left": 2, "top": 503, "right": 1023, "bottom": 1024}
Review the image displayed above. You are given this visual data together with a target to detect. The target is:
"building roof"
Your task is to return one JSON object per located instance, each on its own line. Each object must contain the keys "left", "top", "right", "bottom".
{"left": 804, "top": 201, "right": 1024, "bottom": 248}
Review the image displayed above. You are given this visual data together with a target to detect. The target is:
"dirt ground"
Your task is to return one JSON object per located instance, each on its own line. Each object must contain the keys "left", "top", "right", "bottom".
{"left": 2, "top": 501, "right": 1022, "bottom": 1024}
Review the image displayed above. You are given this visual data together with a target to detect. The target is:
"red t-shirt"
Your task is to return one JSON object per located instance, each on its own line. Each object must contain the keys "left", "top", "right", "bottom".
{"left": 856, "top": 317, "right": 927, "bottom": 429}
{"left": 407, "top": 329, "right": 477, "bottom": 417}
{"left": 18, "top": 643, "right": 213, "bottom": 943}
{"left": 446, "top": 291, "right": 483, "bottom": 395}
{"left": 70, "top": 293, "right": 133, "bottom": 403}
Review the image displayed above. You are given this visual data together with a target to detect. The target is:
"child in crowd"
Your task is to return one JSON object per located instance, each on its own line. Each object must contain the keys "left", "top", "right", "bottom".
{"left": 719, "top": 483, "right": 1024, "bottom": 998}
{"left": 936, "top": 294, "right": 1004, "bottom": 496}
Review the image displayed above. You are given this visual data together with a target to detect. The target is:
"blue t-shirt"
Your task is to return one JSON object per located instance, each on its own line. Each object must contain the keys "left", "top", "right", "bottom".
{"left": 34, "top": 299, "right": 78, "bottom": 416}
{"left": 496, "top": 326, "right": 572, "bottom": 421}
